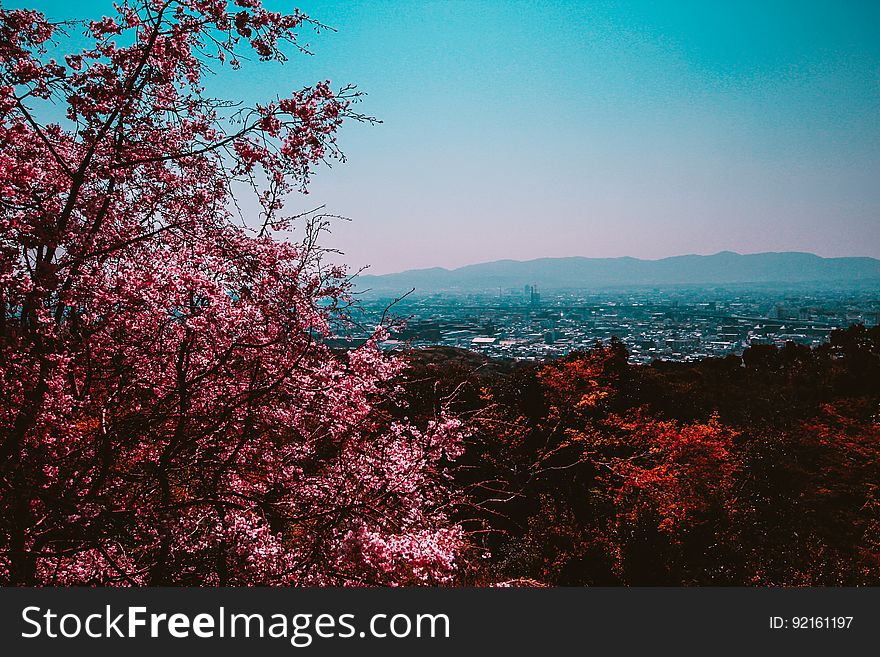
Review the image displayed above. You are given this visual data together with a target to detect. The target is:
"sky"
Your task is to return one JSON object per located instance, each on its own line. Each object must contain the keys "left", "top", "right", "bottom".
{"left": 20, "top": 0, "right": 880, "bottom": 273}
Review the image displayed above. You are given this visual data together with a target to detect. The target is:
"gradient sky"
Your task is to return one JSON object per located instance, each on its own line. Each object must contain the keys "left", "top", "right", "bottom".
{"left": 22, "top": 0, "right": 880, "bottom": 273}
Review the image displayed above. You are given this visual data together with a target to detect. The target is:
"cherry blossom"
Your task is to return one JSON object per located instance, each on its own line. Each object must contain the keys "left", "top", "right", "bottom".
{"left": 0, "top": 0, "right": 464, "bottom": 586}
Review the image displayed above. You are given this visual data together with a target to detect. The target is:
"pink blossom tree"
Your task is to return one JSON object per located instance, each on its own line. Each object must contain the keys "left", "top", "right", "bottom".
{"left": 0, "top": 0, "right": 464, "bottom": 585}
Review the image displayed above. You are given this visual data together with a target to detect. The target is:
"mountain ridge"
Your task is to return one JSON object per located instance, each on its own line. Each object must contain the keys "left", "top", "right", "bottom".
{"left": 356, "top": 251, "right": 880, "bottom": 294}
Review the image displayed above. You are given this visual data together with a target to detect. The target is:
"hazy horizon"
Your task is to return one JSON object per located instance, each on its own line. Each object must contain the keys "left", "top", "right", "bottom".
{"left": 361, "top": 249, "right": 880, "bottom": 276}
{"left": 25, "top": 0, "right": 880, "bottom": 273}
{"left": 354, "top": 250, "right": 880, "bottom": 294}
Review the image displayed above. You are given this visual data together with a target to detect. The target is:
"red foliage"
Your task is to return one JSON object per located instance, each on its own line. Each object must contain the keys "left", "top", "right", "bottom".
{"left": 403, "top": 337, "right": 880, "bottom": 585}
{"left": 603, "top": 413, "right": 737, "bottom": 536}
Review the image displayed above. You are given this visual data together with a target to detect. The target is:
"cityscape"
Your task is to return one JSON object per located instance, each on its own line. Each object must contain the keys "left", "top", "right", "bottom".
{"left": 341, "top": 284, "right": 880, "bottom": 363}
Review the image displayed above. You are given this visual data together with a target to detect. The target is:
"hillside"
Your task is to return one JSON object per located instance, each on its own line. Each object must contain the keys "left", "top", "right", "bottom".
{"left": 358, "top": 251, "right": 880, "bottom": 294}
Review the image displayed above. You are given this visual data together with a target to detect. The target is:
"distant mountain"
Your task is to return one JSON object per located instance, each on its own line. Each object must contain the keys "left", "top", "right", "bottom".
{"left": 356, "top": 252, "right": 880, "bottom": 294}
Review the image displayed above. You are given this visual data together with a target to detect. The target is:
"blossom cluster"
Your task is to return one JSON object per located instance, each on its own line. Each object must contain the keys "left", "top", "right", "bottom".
{"left": 0, "top": 0, "right": 464, "bottom": 586}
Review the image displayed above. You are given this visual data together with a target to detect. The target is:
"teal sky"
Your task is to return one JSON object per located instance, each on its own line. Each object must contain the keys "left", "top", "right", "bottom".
{"left": 18, "top": 0, "right": 880, "bottom": 273}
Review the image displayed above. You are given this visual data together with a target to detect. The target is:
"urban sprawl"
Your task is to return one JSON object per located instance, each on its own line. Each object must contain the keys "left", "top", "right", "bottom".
{"left": 342, "top": 285, "right": 880, "bottom": 363}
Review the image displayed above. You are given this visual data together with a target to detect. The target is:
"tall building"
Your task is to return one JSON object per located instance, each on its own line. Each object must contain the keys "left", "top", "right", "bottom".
{"left": 529, "top": 284, "right": 541, "bottom": 306}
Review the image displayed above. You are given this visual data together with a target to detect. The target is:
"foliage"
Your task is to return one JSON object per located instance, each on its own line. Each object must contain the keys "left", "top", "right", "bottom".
{"left": 401, "top": 327, "right": 880, "bottom": 586}
{"left": 0, "top": 0, "right": 464, "bottom": 586}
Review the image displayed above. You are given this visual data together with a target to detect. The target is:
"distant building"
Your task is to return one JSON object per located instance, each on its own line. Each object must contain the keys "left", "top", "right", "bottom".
{"left": 529, "top": 285, "right": 541, "bottom": 306}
